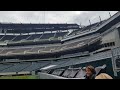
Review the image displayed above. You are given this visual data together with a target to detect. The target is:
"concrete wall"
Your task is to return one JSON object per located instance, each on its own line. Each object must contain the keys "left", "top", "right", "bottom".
{"left": 38, "top": 72, "right": 67, "bottom": 79}
{"left": 101, "top": 29, "right": 116, "bottom": 44}
{"left": 115, "top": 28, "right": 120, "bottom": 47}
{"left": 101, "top": 28, "right": 120, "bottom": 48}
{"left": 38, "top": 72, "right": 84, "bottom": 79}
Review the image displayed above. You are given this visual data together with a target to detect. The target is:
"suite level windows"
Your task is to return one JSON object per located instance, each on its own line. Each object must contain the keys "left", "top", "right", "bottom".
{"left": 102, "top": 42, "right": 115, "bottom": 48}
{"left": 115, "top": 55, "right": 120, "bottom": 69}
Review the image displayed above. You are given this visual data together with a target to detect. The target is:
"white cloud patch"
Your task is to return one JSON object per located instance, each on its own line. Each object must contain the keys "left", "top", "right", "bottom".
{"left": 0, "top": 11, "right": 118, "bottom": 26}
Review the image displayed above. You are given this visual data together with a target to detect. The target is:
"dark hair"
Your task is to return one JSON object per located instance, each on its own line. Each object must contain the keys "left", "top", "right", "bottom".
{"left": 86, "top": 65, "right": 96, "bottom": 74}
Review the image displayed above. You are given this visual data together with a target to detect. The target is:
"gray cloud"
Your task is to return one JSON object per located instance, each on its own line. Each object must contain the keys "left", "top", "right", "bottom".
{"left": 71, "top": 11, "right": 118, "bottom": 25}
{"left": 0, "top": 11, "right": 118, "bottom": 26}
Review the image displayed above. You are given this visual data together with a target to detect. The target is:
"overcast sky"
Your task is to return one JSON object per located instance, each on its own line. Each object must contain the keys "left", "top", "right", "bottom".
{"left": 0, "top": 11, "right": 118, "bottom": 26}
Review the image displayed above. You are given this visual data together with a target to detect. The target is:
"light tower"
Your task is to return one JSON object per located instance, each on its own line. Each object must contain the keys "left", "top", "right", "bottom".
{"left": 109, "top": 12, "right": 112, "bottom": 17}
{"left": 89, "top": 19, "right": 91, "bottom": 26}
{"left": 99, "top": 16, "right": 102, "bottom": 22}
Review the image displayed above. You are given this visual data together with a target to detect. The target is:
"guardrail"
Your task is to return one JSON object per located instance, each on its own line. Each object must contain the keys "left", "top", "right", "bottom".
{"left": 38, "top": 72, "right": 84, "bottom": 79}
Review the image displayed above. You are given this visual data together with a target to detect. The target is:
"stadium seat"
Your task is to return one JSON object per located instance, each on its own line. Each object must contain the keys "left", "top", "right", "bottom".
{"left": 95, "top": 64, "right": 106, "bottom": 76}
{"left": 62, "top": 68, "right": 73, "bottom": 78}
{"left": 75, "top": 68, "right": 86, "bottom": 79}
{"left": 67, "top": 68, "right": 81, "bottom": 78}
{"left": 52, "top": 69, "right": 65, "bottom": 76}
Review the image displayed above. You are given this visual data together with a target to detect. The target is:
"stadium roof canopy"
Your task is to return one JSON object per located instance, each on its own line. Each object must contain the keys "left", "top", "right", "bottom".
{"left": 62, "top": 11, "right": 120, "bottom": 42}
{"left": 0, "top": 23, "right": 79, "bottom": 33}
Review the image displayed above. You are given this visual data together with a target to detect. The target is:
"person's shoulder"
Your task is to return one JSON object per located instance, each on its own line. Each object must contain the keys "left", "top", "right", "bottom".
{"left": 95, "top": 73, "right": 113, "bottom": 79}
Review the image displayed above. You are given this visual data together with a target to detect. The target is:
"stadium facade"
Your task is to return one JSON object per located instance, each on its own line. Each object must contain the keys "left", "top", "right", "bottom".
{"left": 0, "top": 12, "right": 120, "bottom": 79}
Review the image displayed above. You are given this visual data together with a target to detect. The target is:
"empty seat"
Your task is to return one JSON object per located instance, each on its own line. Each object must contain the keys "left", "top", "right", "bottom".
{"left": 22, "top": 62, "right": 49, "bottom": 72}
{"left": 1, "top": 35, "right": 15, "bottom": 41}
{"left": 67, "top": 68, "right": 81, "bottom": 78}
{"left": 40, "top": 33, "right": 55, "bottom": 39}
{"left": 62, "top": 68, "right": 72, "bottom": 78}
{"left": 0, "top": 48, "right": 16, "bottom": 55}
{"left": 0, "top": 35, "right": 4, "bottom": 40}
{"left": 0, "top": 64, "right": 13, "bottom": 71}
{"left": 41, "top": 70, "right": 51, "bottom": 74}
{"left": 1, "top": 63, "right": 31, "bottom": 73}
{"left": 75, "top": 68, "right": 86, "bottom": 78}
{"left": 11, "top": 48, "right": 31, "bottom": 54}
{"left": 52, "top": 69, "right": 65, "bottom": 76}
{"left": 27, "top": 47, "right": 45, "bottom": 54}
{"left": 13, "top": 35, "right": 29, "bottom": 41}
{"left": 95, "top": 64, "right": 106, "bottom": 76}
{"left": 55, "top": 32, "right": 68, "bottom": 38}
{"left": 27, "top": 34, "right": 41, "bottom": 40}
{"left": 42, "top": 46, "right": 58, "bottom": 52}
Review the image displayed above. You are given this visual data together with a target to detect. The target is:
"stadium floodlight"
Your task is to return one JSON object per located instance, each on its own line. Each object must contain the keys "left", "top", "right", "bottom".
{"left": 89, "top": 20, "right": 91, "bottom": 26}
{"left": 99, "top": 16, "right": 102, "bottom": 22}
{"left": 109, "top": 12, "right": 112, "bottom": 17}
{"left": 79, "top": 22, "right": 82, "bottom": 28}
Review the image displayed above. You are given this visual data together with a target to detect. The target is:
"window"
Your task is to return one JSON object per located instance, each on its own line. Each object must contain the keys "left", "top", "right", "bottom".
{"left": 102, "top": 42, "right": 115, "bottom": 48}
{"left": 115, "top": 56, "right": 120, "bottom": 68}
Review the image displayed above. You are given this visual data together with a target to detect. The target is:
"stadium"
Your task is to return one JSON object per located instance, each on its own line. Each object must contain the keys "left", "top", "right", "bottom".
{"left": 0, "top": 11, "right": 119, "bottom": 79}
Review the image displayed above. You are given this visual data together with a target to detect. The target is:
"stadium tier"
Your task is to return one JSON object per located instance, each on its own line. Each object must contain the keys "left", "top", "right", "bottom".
{"left": 0, "top": 35, "right": 100, "bottom": 58}
{"left": 0, "top": 31, "right": 68, "bottom": 42}
{"left": 41, "top": 64, "right": 106, "bottom": 79}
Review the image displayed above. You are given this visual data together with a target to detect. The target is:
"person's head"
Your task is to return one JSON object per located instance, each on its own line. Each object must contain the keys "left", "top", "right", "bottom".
{"left": 85, "top": 65, "right": 96, "bottom": 77}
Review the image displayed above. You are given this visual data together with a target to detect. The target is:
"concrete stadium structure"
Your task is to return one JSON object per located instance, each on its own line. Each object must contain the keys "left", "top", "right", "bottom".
{"left": 0, "top": 11, "right": 120, "bottom": 79}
